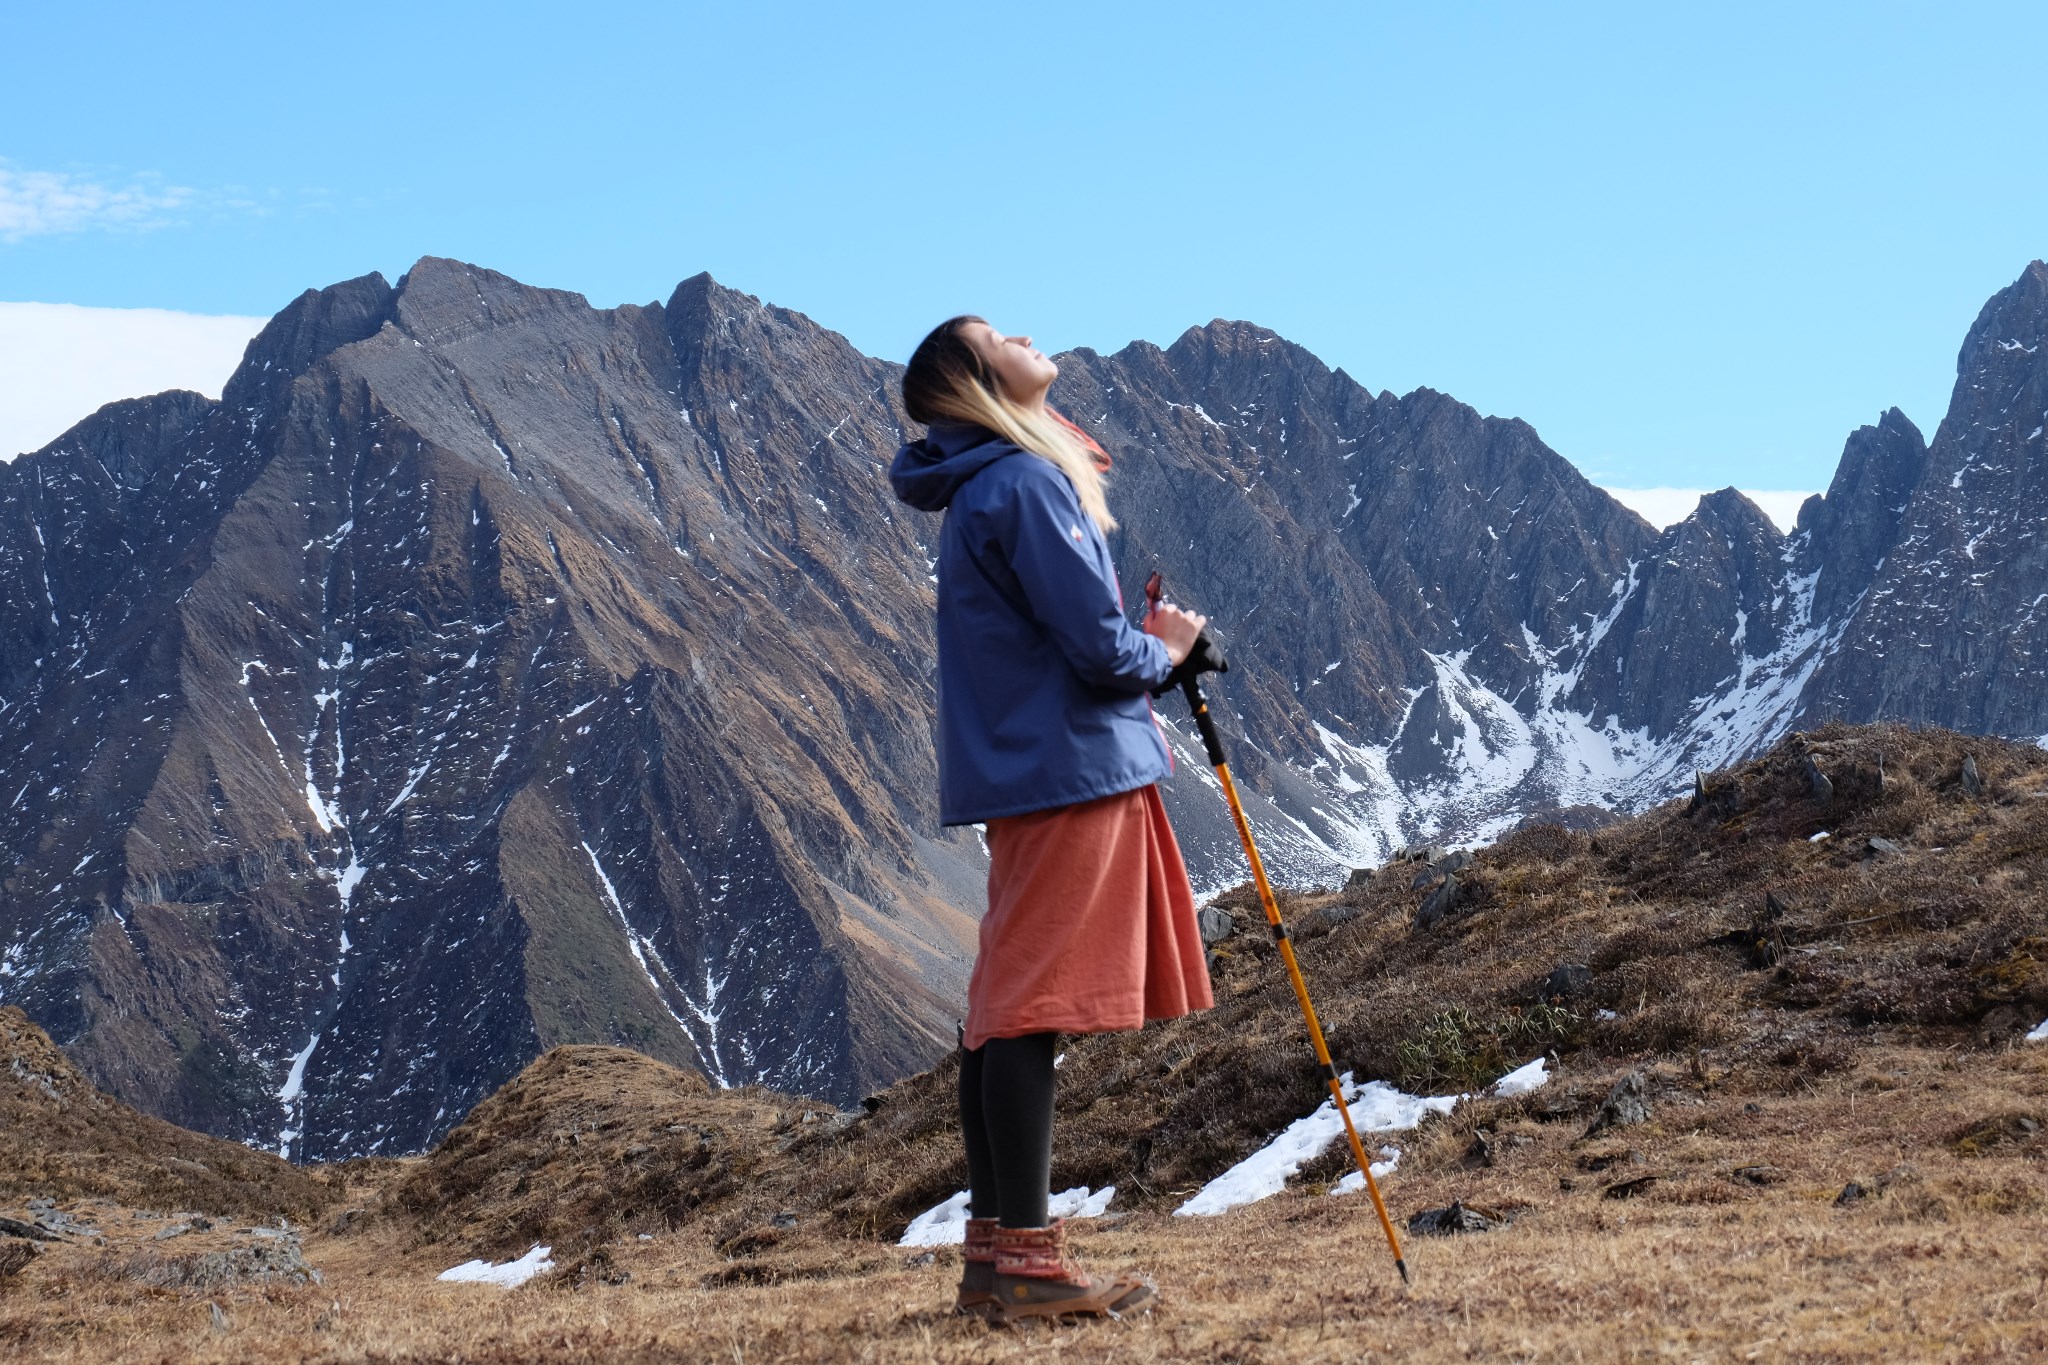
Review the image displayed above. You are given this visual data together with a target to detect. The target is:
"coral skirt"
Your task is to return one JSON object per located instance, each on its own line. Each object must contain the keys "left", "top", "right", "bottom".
{"left": 962, "top": 783, "right": 1215, "bottom": 1050}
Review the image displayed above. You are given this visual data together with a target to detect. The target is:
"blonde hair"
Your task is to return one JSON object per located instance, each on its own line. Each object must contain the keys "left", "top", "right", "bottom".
{"left": 902, "top": 316, "right": 1117, "bottom": 533}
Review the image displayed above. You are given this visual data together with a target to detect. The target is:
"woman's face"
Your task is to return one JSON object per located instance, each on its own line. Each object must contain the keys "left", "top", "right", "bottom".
{"left": 963, "top": 321, "right": 1058, "bottom": 406}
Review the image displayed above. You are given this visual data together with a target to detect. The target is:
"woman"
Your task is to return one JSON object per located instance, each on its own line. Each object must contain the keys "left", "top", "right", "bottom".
{"left": 890, "top": 316, "right": 1216, "bottom": 1321}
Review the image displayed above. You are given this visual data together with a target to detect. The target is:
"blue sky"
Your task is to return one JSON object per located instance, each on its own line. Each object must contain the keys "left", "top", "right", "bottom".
{"left": 3, "top": 2, "right": 2044, "bottom": 493}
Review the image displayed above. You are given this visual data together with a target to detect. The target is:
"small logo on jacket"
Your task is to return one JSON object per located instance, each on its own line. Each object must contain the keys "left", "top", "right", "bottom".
{"left": 1070, "top": 523, "right": 1084, "bottom": 543}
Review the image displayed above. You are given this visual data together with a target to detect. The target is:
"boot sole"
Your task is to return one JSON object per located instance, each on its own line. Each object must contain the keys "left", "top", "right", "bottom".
{"left": 988, "top": 1284, "right": 1157, "bottom": 1324}
{"left": 954, "top": 1292, "right": 1000, "bottom": 1321}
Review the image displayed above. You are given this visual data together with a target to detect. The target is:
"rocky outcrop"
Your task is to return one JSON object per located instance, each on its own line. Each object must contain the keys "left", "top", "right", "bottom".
{"left": 1794, "top": 408, "right": 1929, "bottom": 625}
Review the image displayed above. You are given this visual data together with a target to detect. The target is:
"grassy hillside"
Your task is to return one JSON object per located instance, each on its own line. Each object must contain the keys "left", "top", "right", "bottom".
{"left": 4, "top": 722, "right": 2045, "bottom": 1361}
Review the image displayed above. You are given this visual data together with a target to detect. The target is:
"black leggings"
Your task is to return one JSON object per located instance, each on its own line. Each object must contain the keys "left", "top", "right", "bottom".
{"left": 958, "top": 1032, "right": 1057, "bottom": 1229}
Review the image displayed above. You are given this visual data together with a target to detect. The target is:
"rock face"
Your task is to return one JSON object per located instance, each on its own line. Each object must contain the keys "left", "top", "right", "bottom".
{"left": 0, "top": 262, "right": 976, "bottom": 1157}
{"left": 1037, "top": 267, "right": 2048, "bottom": 882}
{"left": 2, "top": 257, "right": 2046, "bottom": 1159}
{"left": 1803, "top": 263, "right": 2048, "bottom": 733}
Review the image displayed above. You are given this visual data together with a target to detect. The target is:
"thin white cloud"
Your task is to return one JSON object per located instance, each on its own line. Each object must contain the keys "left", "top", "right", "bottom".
{"left": 1601, "top": 487, "right": 1817, "bottom": 535}
{"left": 0, "top": 302, "right": 266, "bottom": 460}
{"left": 0, "top": 161, "right": 212, "bottom": 241}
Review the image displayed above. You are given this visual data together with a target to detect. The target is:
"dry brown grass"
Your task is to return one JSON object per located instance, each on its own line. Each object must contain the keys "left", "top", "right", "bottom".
{"left": 386, "top": 1045, "right": 815, "bottom": 1256}
{"left": 744, "top": 722, "right": 2048, "bottom": 1242}
{"left": 4, "top": 1042, "right": 2046, "bottom": 1362}
{"left": 5, "top": 722, "right": 2048, "bottom": 1361}
{"left": 0, "top": 1007, "right": 334, "bottom": 1220}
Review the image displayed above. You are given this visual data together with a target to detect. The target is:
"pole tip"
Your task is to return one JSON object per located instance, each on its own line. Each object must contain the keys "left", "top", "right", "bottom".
{"left": 1396, "top": 1258, "right": 1411, "bottom": 1286}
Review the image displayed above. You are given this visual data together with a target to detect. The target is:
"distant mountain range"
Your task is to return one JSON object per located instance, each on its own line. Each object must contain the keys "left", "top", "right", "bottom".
{"left": 1, "top": 256, "right": 2042, "bottom": 1158}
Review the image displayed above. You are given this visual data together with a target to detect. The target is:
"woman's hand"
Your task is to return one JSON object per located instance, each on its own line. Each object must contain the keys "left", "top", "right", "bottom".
{"left": 1145, "top": 602, "right": 1210, "bottom": 667}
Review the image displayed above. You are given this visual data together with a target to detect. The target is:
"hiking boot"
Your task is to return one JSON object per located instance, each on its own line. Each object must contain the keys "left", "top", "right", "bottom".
{"left": 988, "top": 1218, "right": 1156, "bottom": 1321}
{"left": 955, "top": 1217, "right": 998, "bottom": 1318}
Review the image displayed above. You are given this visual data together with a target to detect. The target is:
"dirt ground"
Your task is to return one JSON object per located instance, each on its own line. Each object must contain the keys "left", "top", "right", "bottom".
{"left": 5, "top": 1039, "right": 2044, "bottom": 1364}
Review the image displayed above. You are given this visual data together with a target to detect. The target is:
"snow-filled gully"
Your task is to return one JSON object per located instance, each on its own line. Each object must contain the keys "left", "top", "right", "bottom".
{"left": 273, "top": 463, "right": 372, "bottom": 1160}
{"left": 581, "top": 840, "right": 731, "bottom": 1086}
{"left": 275, "top": 641, "right": 370, "bottom": 1160}
{"left": 1285, "top": 537, "right": 1876, "bottom": 864}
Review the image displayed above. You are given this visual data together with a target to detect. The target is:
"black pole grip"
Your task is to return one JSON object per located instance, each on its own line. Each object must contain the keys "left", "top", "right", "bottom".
{"left": 1181, "top": 675, "right": 1229, "bottom": 767}
{"left": 1151, "top": 629, "right": 1229, "bottom": 698}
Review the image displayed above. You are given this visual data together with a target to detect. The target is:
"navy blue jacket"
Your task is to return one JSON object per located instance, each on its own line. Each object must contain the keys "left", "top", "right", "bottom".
{"left": 890, "top": 423, "right": 1172, "bottom": 825}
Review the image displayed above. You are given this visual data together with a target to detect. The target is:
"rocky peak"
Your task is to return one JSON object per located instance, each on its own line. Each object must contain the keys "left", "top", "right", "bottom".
{"left": 10, "top": 390, "right": 218, "bottom": 499}
{"left": 0, "top": 387, "right": 229, "bottom": 705}
{"left": 1134, "top": 322, "right": 1352, "bottom": 479}
{"left": 1796, "top": 408, "right": 1928, "bottom": 621}
{"left": 1922, "top": 259, "right": 2047, "bottom": 492}
{"left": 1800, "top": 262, "right": 2048, "bottom": 735}
{"left": 391, "top": 256, "right": 595, "bottom": 347}
{"left": 0, "top": 257, "right": 975, "bottom": 1161}
{"left": 220, "top": 271, "right": 394, "bottom": 413}
{"left": 1568, "top": 487, "right": 1787, "bottom": 738}
{"left": 1685, "top": 486, "right": 1783, "bottom": 540}
{"left": 1803, "top": 408, "right": 1928, "bottom": 532}
{"left": 664, "top": 271, "right": 894, "bottom": 399}
{"left": 1163, "top": 317, "right": 1326, "bottom": 380}
{"left": 1951, "top": 258, "right": 2048, "bottom": 383}
{"left": 663, "top": 270, "right": 760, "bottom": 330}
{"left": 663, "top": 270, "right": 740, "bottom": 308}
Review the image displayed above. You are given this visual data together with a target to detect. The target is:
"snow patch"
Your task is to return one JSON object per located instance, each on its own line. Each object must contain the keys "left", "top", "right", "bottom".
{"left": 897, "top": 1191, "right": 970, "bottom": 1247}
{"left": 1330, "top": 1147, "right": 1402, "bottom": 1195}
{"left": 1490, "top": 1056, "right": 1550, "bottom": 1096}
{"left": 898, "top": 1187, "right": 1116, "bottom": 1247}
{"left": 438, "top": 1244, "right": 554, "bottom": 1287}
{"left": 383, "top": 762, "right": 431, "bottom": 814}
{"left": 1177, "top": 1057, "right": 1551, "bottom": 1216}
{"left": 274, "top": 1031, "right": 321, "bottom": 1160}
{"left": 1175, "top": 1075, "right": 1457, "bottom": 1217}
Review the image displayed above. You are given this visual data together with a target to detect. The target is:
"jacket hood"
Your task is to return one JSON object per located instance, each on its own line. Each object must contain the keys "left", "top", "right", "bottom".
{"left": 888, "top": 423, "right": 1018, "bottom": 512}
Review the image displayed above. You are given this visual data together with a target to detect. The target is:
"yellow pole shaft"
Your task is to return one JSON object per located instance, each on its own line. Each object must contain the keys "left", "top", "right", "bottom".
{"left": 1204, "top": 733, "right": 1410, "bottom": 1283}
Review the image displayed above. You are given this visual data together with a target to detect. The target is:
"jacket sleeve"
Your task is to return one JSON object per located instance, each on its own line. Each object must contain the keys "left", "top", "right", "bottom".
{"left": 1000, "top": 463, "right": 1173, "bottom": 693}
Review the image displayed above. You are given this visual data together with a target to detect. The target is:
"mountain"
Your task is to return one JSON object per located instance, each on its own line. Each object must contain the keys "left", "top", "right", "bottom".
{"left": 1, "top": 257, "right": 2044, "bottom": 1159}
{"left": 1104, "top": 264, "right": 2048, "bottom": 882}
{"left": 0, "top": 262, "right": 976, "bottom": 1158}
{"left": 1803, "top": 264, "right": 2048, "bottom": 731}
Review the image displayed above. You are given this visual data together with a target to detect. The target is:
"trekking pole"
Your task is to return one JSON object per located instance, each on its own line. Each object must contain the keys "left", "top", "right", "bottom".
{"left": 1145, "top": 573, "right": 1410, "bottom": 1286}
